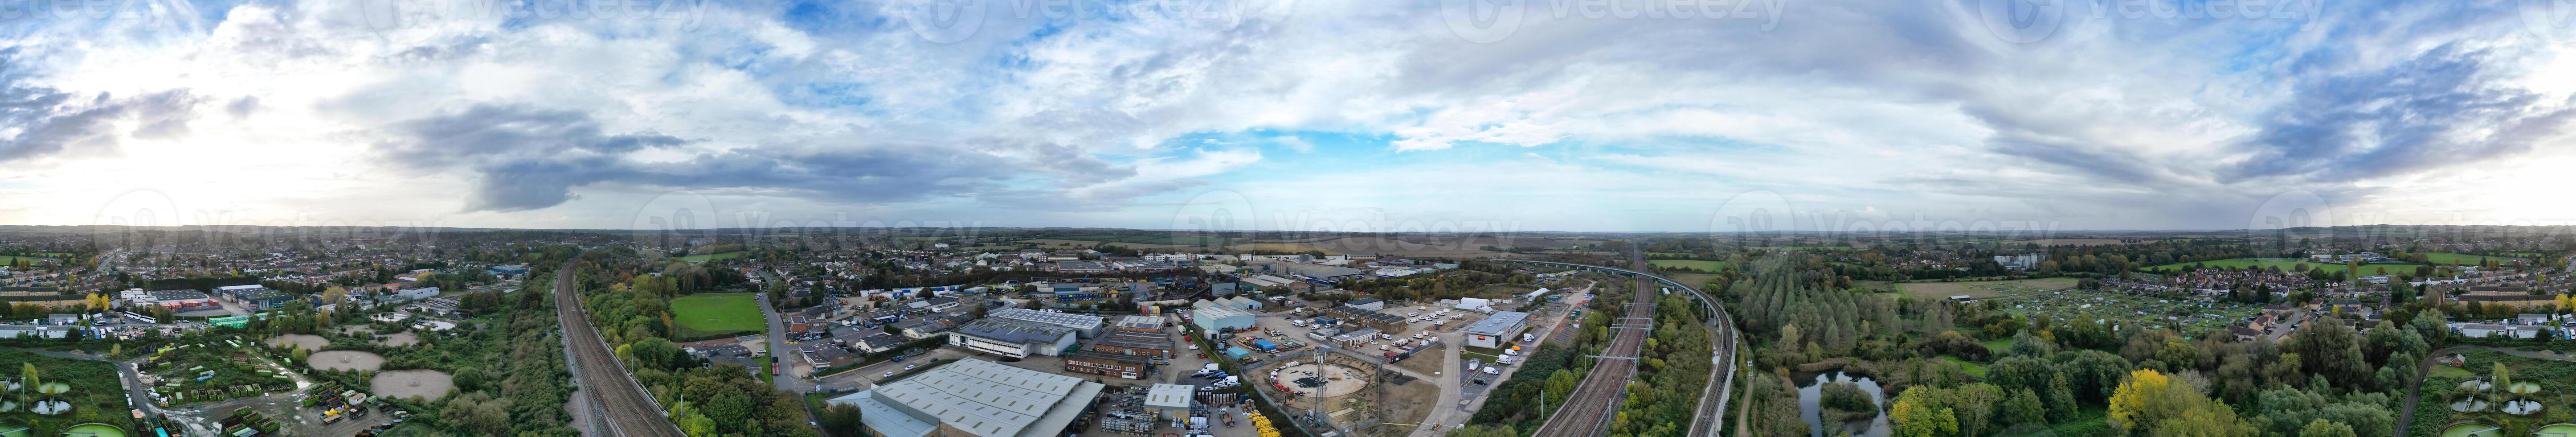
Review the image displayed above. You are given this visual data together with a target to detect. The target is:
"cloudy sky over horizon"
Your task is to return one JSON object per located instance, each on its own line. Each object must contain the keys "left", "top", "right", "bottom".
{"left": 3, "top": 0, "right": 2575, "bottom": 233}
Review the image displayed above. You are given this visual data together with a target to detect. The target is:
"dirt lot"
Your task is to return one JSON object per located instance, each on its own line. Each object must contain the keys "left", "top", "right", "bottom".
{"left": 270, "top": 334, "right": 329, "bottom": 352}
{"left": 1897, "top": 278, "right": 2081, "bottom": 300}
{"left": 371, "top": 369, "right": 455, "bottom": 402}
{"left": 376, "top": 332, "right": 419, "bottom": 347}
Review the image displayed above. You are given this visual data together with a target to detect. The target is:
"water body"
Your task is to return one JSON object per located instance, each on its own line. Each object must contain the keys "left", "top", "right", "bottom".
{"left": 1797, "top": 371, "right": 1891, "bottom": 437}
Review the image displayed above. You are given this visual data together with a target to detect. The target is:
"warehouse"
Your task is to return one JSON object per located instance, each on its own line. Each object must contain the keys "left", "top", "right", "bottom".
{"left": 1344, "top": 298, "right": 1386, "bottom": 311}
{"left": 949, "top": 318, "right": 1079, "bottom": 358}
{"left": 1089, "top": 331, "right": 1177, "bottom": 358}
{"left": 1324, "top": 306, "right": 1408, "bottom": 333}
{"left": 826, "top": 359, "right": 1105, "bottom": 437}
{"left": 1464, "top": 311, "right": 1532, "bottom": 348}
{"left": 990, "top": 308, "right": 1105, "bottom": 338}
{"left": 1189, "top": 305, "right": 1258, "bottom": 335}
{"left": 124, "top": 289, "right": 216, "bottom": 309}
{"left": 1063, "top": 352, "right": 1150, "bottom": 379}
{"left": 1112, "top": 315, "right": 1166, "bottom": 333}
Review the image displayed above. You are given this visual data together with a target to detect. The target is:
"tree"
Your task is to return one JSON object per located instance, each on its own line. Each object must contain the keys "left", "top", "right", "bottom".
{"left": 2047, "top": 372, "right": 2081, "bottom": 423}
{"left": 2298, "top": 419, "right": 2356, "bottom": 437}
{"left": 820, "top": 403, "right": 866, "bottom": 437}
{"left": 1891, "top": 387, "right": 1959, "bottom": 437}
{"left": 2110, "top": 369, "right": 2260, "bottom": 437}
{"left": 2004, "top": 388, "right": 2049, "bottom": 427}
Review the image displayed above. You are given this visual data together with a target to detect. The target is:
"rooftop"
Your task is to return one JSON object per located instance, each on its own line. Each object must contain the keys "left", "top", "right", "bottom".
{"left": 858, "top": 359, "right": 1106, "bottom": 437}
{"left": 991, "top": 308, "right": 1105, "bottom": 328}
{"left": 955, "top": 317, "right": 1078, "bottom": 344}
{"left": 1464, "top": 311, "right": 1531, "bottom": 335}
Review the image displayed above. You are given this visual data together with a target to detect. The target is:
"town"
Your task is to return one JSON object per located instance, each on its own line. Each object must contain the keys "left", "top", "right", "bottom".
{"left": 0, "top": 225, "right": 2569, "bottom": 437}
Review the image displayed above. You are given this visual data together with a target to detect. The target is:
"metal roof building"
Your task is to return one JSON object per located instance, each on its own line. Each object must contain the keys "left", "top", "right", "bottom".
{"left": 1463, "top": 311, "right": 1531, "bottom": 348}
{"left": 949, "top": 317, "right": 1079, "bottom": 358}
{"left": 1145, "top": 384, "right": 1194, "bottom": 419}
{"left": 827, "top": 359, "right": 1106, "bottom": 437}
{"left": 1112, "top": 315, "right": 1166, "bottom": 333}
{"left": 1189, "top": 305, "right": 1258, "bottom": 334}
{"left": 990, "top": 308, "right": 1105, "bottom": 338}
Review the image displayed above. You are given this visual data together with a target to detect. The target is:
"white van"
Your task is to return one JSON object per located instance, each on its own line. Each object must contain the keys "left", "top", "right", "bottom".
{"left": 1497, "top": 355, "right": 1516, "bottom": 364}
{"left": 1481, "top": 366, "right": 1501, "bottom": 375}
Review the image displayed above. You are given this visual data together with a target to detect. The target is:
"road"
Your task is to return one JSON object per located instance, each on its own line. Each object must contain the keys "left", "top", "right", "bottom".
{"left": 755, "top": 294, "right": 817, "bottom": 394}
{"left": 2262, "top": 310, "right": 2310, "bottom": 343}
{"left": 1411, "top": 282, "right": 1596, "bottom": 437}
{"left": 554, "top": 266, "right": 690, "bottom": 437}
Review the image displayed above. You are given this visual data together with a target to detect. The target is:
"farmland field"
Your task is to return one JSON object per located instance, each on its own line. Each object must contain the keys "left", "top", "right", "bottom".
{"left": 0, "top": 254, "right": 61, "bottom": 264}
{"left": 676, "top": 251, "right": 746, "bottom": 262}
{"left": 1898, "top": 278, "right": 2079, "bottom": 300}
{"left": 1648, "top": 259, "right": 1727, "bottom": 272}
{"left": 2143, "top": 257, "right": 2418, "bottom": 274}
{"left": 671, "top": 293, "right": 766, "bottom": 333}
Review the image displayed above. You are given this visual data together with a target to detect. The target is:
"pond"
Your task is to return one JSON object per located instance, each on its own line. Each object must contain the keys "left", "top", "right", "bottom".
{"left": 2439, "top": 422, "right": 2501, "bottom": 437}
{"left": 61, "top": 423, "right": 127, "bottom": 437}
{"left": 1796, "top": 371, "right": 1890, "bottom": 437}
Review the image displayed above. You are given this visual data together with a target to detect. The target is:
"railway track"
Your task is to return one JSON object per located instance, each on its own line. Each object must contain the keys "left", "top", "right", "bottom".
{"left": 1517, "top": 248, "right": 1742, "bottom": 437}
{"left": 1528, "top": 256, "right": 1658, "bottom": 437}
{"left": 555, "top": 267, "right": 690, "bottom": 437}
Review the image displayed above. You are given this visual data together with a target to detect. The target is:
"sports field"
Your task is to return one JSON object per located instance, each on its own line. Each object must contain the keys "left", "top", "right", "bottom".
{"left": 1898, "top": 278, "right": 2079, "bottom": 300}
{"left": 671, "top": 293, "right": 766, "bottom": 333}
{"left": 2144, "top": 257, "right": 2423, "bottom": 274}
{"left": 1648, "top": 259, "right": 1727, "bottom": 272}
{"left": 677, "top": 251, "right": 746, "bottom": 262}
{"left": 2421, "top": 252, "right": 2519, "bottom": 265}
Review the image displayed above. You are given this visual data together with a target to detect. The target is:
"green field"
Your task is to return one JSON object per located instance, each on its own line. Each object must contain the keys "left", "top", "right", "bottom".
{"left": 0, "top": 255, "right": 60, "bottom": 264}
{"left": 2422, "top": 253, "right": 2519, "bottom": 265}
{"left": 2144, "top": 257, "right": 2417, "bottom": 275}
{"left": 1647, "top": 260, "right": 1728, "bottom": 272}
{"left": 676, "top": 251, "right": 746, "bottom": 262}
{"left": 671, "top": 293, "right": 766, "bottom": 333}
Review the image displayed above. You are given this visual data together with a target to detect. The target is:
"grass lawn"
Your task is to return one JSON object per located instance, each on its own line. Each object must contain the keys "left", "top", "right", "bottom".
{"left": 2422, "top": 252, "right": 2519, "bottom": 265}
{"left": 1939, "top": 355, "right": 1988, "bottom": 378}
{"left": 671, "top": 293, "right": 767, "bottom": 333}
{"left": 676, "top": 251, "right": 747, "bottom": 262}
{"left": 2143, "top": 257, "right": 2417, "bottom": 275}
{"left": 1983, "top": 338, "right": 2013, "bottom": 355}
{"left": 1648, "top": 260, "right": 1727, "bottom": 272}
{"left": 0, "top": 255, "right": 59, "bottom": 264}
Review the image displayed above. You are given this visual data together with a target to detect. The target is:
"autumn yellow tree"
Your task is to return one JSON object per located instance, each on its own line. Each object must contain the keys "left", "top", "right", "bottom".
{"left": 2110, "top": 369, "right": 2260, "bottom": 437}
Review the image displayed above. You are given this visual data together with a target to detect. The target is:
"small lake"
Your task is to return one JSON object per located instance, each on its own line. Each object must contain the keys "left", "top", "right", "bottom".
{"left": 1797, "top": 371, "right": 1891, "bottom": 437}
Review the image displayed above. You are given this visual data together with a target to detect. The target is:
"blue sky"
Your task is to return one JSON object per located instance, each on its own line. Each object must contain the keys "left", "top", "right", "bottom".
{"left": 2, "top": 0, "right": 2574, "bottom": 232}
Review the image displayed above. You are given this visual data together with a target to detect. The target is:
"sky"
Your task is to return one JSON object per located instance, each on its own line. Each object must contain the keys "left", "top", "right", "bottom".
{"left": 1, "top": 0, "right": 2575, "bottom": 234}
